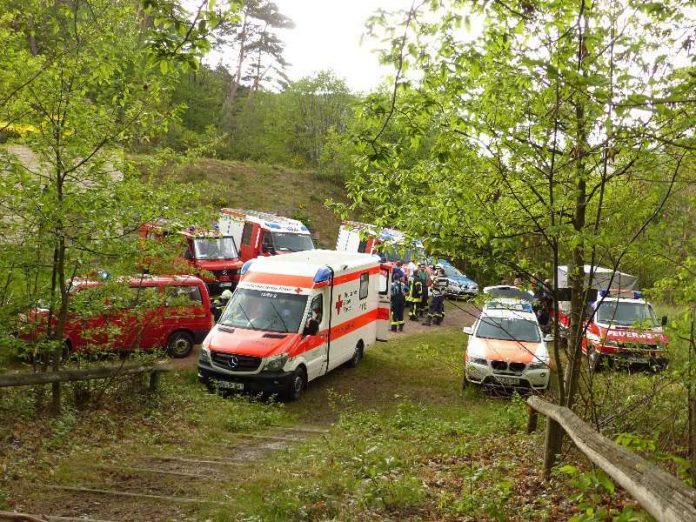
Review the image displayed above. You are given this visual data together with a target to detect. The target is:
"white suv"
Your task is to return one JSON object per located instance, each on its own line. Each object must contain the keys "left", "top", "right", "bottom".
{"left": 463, "top": 299, "right": 551, "bottom": 391}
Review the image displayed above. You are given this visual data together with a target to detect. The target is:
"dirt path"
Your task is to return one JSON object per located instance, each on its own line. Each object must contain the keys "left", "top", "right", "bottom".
{"left": 12, "top": 426, "right": 329, "bottom": 521}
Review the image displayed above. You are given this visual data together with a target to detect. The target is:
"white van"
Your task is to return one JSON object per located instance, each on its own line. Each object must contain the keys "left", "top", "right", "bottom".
{"left": 198, "top": 250, "right": 391, "bottom": 400}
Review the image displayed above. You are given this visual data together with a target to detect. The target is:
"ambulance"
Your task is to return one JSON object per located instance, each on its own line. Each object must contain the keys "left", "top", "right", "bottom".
{"left": 335, "top": 221, "right": 425, "bottom": 263}
{"left": 197, "top": 250, "right": 391, "bottom": 400}
{"left": 218, "top": 209, "right": 315, "bottom": 262}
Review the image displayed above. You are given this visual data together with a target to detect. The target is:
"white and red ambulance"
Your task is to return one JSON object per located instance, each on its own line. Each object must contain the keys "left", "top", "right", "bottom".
{"left": 335, "top": 221, "right": 425, "bottom": 264}
{"left": 197, "top": 250, "right": 391, "bottom": 400}
{"left": 218, "top": 209, "right": 315, "bottom": 262}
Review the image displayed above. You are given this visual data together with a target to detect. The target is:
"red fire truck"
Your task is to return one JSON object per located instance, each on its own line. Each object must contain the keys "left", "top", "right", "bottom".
{"left": 139, "top": 220, "right": 242, "bottom": 296}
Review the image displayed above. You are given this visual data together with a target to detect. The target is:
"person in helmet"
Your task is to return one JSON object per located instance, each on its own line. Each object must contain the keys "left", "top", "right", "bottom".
{"left": 220, "top": 288, "right": 234, "bottom": 305}
{"left": 424, "top": 264, "right": 448, "bottom": 326}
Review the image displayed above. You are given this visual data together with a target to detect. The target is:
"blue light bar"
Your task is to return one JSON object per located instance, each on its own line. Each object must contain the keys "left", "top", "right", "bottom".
{"left": 633, "top": 290, "right": 642, "bottom": 299}
{"left": 599, "top": 289, "right": 610, "bottom": 298}
{"left": 240, "top": 260, "right": 254, "bottom": 276}
{"left": 301, "top": 225, "right": 308, "bottom": 232}
{"left": 522, "top": 302, "right": 533, "bottom": 312}
{"left": 314, "top": 267, "right": 332, "bottom": 283}
{"left": 267, "top": 222, "right": 281, "bottom": 229}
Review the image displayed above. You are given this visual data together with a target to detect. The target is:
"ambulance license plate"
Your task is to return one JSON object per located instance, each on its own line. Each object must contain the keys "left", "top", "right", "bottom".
{"left": 496, "top": 376, "right": 519, "bottom": 386}
{"left": 220, "top": 283, "right": 233, "bottom": 288}
{"left": 218, "top": 381, "right": 244, "bottom": 390}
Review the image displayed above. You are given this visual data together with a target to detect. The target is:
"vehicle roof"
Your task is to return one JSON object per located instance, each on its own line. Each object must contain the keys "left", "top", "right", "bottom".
{"left": 479, "top": 307, "right": 538, "bottom": 322}
{"left": 72, "top": 274, "right": 205, "bottom": 288}
{"left": 596, "top": 297, "right": 648, "bottom": 305}
{"left": 484, "top": 297, "right": 534, "bottom": 312}
{"left": 246, "top": 249, "right": 380, "bottom": 276}
{"left": 221, "top": 208, "right": 311, "bottom": 235}
{"left": 340, "top": 221, "right": 424, "bottom": 248}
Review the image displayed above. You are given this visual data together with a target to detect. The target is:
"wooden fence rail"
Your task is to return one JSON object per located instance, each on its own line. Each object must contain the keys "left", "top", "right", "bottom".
{"left": 0, "top": 362, "right": 174, "bottom": 391}
{"left": 527, "top": 395, "right": 696, "bottom": 522}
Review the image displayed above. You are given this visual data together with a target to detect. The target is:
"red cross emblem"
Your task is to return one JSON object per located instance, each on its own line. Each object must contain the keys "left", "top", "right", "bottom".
{"left": 294, "top": 287, "right": 302, "bottom": 294}
{"left": 335, "top": 295, "right": 344, "bottom": 315}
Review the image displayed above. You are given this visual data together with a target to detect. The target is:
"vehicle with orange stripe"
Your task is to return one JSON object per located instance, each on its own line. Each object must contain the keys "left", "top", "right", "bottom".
{"left": 463, "top": 297, "right": 552, "bottom": 391}
{"left": 197, "top": 250, "right": 391, "bottom": 400}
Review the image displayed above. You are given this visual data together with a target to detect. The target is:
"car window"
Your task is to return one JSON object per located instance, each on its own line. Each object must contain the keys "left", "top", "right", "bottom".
{"left": 165, "top": 285, "right": 203, "bottom": 307}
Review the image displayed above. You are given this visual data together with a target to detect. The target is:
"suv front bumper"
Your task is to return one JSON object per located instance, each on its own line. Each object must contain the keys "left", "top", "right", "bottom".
{"left": 465, "top": 362, "right": 550, "bottom": 390}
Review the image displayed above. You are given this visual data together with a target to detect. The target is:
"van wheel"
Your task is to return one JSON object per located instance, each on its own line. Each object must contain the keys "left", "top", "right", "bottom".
{"left": 588, "top": 347, "right": 603, "bottom": 373}
{"left": 167, "top": 331, "right": 194, "bottom": 358}
{"left": 286, "top": 367, "right": 307, "bottom": 402}
{"left": 346, "top": 343, "right": 363, "bottom": 368}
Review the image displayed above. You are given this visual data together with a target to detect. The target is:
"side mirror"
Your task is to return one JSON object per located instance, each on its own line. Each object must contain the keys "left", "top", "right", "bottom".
{"left": 661, "top": 315, "right": 668, "bottom": 326}
{"left": 544, "top": 333, "right": 554, "bottom": 343}
{"left": 303, "top": 319, "right": 319, "bottom": 336}
{"left": 463, "top": 326, "right": 473, "bottom": 335}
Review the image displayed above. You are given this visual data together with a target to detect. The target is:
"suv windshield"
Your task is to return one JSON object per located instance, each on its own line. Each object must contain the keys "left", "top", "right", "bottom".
{"left": 220, "top": 288, "right": 308, "bottom": 333}
{"left": 476, "top": 317, "right": 541, "bottom": 343}
{"left": 595, "top": 301, "right": 657, "bottom": 327}
{"left": 193, "top": 237, "right": 238, "bottom": 260}
{"left": 271, "top": 233, "right": 314, "bottom": 253}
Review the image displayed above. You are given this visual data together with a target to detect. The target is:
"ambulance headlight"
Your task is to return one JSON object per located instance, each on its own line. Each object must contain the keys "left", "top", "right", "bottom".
{"left": 528, "top": 361, "right": 549, "bottom": 370}
{"left": 469, "top": 357, "right": 488, "bottom": 366}
{"left": 263, "top": 353, "right": 288, "bottom": 372}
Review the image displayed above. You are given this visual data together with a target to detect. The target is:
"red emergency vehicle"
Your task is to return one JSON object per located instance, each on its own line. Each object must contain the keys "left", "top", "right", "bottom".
{"left": 21, "top": 275, "right": 213, "bottom": 358}
{"left": 555, "top": 265, "right": 668, "bottom": 371}
{"left": 218, "top": 208, "right": 315, "bottom": 261}
{"left": 139, "top": 219, "right": 242, "bottom": 296}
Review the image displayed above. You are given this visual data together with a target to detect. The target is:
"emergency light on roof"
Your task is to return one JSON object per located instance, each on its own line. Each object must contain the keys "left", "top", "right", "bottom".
{"left": 241, "top": 260, "right": 254, "bottom": 276}
{"left": 267, "top": 222, "right": 281, "bottom": 229}
{"left": 634, "top": 290, "right": 642, "bottom": 299}
{"left": 600, "top": 289, "right": 610, "bottom": 298}
{"left": 314, "top": 267, "right": 332, "bottom": 284}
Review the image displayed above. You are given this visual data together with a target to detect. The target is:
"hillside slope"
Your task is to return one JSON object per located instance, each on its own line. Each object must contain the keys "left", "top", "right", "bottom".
{"left": 148, "top": 158, "right": 349, "bottom": 248}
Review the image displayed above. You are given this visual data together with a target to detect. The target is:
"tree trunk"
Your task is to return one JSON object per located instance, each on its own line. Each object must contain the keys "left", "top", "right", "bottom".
{"left": 689, "top": 304, "right": 696, "bottom": 484}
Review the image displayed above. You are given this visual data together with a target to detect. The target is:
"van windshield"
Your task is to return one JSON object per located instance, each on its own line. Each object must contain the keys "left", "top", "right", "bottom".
{"left": 219, "top": 288, "right": 308, "bottom": 333}
{"left": 595, "top": 301, "right": 657, "bottom": 327}
{"left": 476, "top": 317, "right": 541, "bottom": 343}
{"left": 271, "top": 233, "right": 314, "bottom": 253}
{"left": 193, "top": 237, "right": 238, "bottom": 260}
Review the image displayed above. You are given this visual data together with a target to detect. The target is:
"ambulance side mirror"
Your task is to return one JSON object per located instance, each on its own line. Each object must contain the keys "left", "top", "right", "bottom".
{"left": 544, "top": 334, "right": 554, "bottom": 343}
{"left": 463, "top": 326, "right": 473, "bottom": 335}
{"left": 661, "top": 315, "right": 668, "bottom": 326}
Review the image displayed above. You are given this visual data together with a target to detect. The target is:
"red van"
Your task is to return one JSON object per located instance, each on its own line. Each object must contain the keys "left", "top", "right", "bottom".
{"left": 21, "top": 275, "right": 213, "bottom": 358}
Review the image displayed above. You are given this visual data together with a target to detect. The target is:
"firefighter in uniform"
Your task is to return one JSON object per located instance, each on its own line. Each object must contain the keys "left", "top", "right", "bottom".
{"left": 390, "top": 273, "right": 407, "bottom": 332}
{"left": 424, "top": 265, "right": 448, "bottom": 326}
{"left": 406, "top": 267, "right": 425, "bottom": 320}
{"left": 418, "top": 263, "right": 430, "bottom": 319}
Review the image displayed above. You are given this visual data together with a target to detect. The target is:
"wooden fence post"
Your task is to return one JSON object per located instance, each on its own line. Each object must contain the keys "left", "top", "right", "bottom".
{"left": 527, "top": 404, "right": 538, "bottom": 433}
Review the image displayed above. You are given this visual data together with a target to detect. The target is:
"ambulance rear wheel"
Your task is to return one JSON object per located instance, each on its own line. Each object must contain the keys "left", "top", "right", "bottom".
{"left": 286, "top": 367, "right": 307, "bottom": 402}
{"left": 347, "top": 342, "right": 363, "bottom": 368}
{"left": 167, "top": 331, "right": 194, "bottom": 358}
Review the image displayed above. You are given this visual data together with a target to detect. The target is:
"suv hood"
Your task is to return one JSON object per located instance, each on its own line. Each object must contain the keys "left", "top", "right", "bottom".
{"left": 468, "top": 337, "right": 546, "bottom": 364}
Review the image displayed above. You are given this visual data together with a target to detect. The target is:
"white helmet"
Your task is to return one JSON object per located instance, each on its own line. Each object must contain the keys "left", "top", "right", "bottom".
{"left": 220, "top": 289, "right": 233, "bottom": 300}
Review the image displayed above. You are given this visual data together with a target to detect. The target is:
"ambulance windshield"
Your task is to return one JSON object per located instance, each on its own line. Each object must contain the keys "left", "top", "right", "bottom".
{"left": 220, "top": 288, "right": 308, "bottom": 333}
{"left": 193, "top": 237, "right": 238, "bottom": 260}
{"left": 595, "top": 301, "right": 657, "bottom": 327}
{"left": 271, "top": 233, "right": 314, "bottom": 253}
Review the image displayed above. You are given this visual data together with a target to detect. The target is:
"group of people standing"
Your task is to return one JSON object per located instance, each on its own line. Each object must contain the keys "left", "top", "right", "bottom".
{"left": 389, "top": 261, "right": 449, "bottom": 332}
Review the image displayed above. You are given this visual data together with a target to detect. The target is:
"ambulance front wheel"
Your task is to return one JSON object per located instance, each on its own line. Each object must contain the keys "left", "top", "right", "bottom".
{"left": 286, "top": 367, "right": 307, "bottom": 401}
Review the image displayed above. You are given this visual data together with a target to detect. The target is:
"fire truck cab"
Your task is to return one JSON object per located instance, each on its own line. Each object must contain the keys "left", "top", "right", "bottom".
{"left": 218, "top": 209, "right": 315, "bottom": 262}
{"left": 139, "top": 220, "right": 242, "bottom": 296}
{"left": 198, "top": 250, "right": 392, "bottom": 400}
